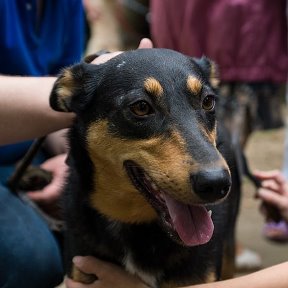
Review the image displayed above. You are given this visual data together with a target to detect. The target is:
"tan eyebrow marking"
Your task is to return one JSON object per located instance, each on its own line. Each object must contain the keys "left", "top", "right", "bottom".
{"left": 187, "top": 76, "right": 202, "bottom": 95}
{"left": 144, "top": 77, "right": 164, "bottom": 97}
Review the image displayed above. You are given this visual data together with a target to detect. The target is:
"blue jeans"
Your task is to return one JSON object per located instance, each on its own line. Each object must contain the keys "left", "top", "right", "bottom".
{"left": 0, "top": 183, "right": 63, "bottom": 287}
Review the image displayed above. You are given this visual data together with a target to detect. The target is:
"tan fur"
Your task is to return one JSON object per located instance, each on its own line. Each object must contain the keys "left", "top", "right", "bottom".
{"left": 144, "top": 77, "right": 164, "bottom": 97}
{"left": 86, "top": 120, "right": 206, "bottom": 223}
{"left": 204, "top": 270, "right": 217, "bottom": 282}
{"left": 187, "top": 76, "right": 202, "bottom": 95}
{"left": 199, "top": 123, "right": 217, "bottom": 146}
{"left": 221, "top": 242, "right": 236, "bottom": 279}
{"left": 55, "top": 70, "right": 76, "bottom": 111}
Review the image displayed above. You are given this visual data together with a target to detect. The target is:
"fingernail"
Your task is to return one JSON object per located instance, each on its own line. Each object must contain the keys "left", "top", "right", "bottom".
{"left": 73, "top": 256, "right": 83, "bottom": 266}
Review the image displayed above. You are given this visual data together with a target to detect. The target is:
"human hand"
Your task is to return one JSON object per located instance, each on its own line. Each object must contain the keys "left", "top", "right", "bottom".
{"left": 254, "top": 170, "right": 288, "bottom": 222}
{"left": 44, "top": 129, "right": 69, "bottom": 156}
{"left": 65, "top": 256, "right": 150, "bottom": 288}
{"left": 91, "top": 38, "right": 153, "bottom": 65}
{"left": 26, "top": 153, "right": 68, "bottom": 218}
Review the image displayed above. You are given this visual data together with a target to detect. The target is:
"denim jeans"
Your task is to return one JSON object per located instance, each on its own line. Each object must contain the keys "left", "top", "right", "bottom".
{"left": 0, "top": 161, "right": 63, "bottom": 288}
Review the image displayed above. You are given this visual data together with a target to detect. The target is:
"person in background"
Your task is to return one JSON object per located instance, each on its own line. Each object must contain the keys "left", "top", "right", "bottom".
{"left": 150, "top": 0, "right": 287, "bottom": 139}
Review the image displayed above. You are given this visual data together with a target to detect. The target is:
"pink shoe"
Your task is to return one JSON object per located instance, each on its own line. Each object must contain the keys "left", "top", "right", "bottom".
{"left": 263, "top": 220, "right": 288, "bottom": 243}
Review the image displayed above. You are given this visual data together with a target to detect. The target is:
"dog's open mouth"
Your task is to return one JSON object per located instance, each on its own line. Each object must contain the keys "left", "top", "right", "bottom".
{"left": 124, "top": 160, "right": 214, "bottom": 246}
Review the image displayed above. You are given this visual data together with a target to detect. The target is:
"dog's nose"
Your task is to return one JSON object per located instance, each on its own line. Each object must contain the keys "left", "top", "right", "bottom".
{"left": 191, "top": 169, "right": 231, "bottom": 202}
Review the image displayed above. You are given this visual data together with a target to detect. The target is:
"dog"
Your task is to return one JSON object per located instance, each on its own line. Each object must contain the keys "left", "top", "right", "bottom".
{"left": 50, "top": 48, "right": 240, "bottom": 287}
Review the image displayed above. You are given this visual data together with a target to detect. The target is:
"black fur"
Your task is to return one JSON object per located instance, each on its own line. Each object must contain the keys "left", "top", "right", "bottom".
{"left": 50, "top": 49, "right": 239, "bottom": 287}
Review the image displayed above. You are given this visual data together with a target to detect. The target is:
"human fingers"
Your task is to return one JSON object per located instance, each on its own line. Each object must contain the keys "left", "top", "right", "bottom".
{"left": 26, "top": 179, "right": 62, "bottom": 204}
{"left": 65, "top": 277, "right": 96, "bottom": 288}
{"left": 91, "top": 38, "right": 153, "bottom": 65}
{"left": 254, "top": 170, "right": 286, "bottom": 186}
{"left": 39, "top": 153, "right": 68, "bottom": 170}
{"left": 261, "top": 179, "right": 282, "bottom": 194}
{"left": 72, "top": 256, "right": 149, "bottom": 288}
{"left": 138, "top": 38, "right": 153, "bottom": 49}
{"left": 72, "top": 256, "right": 114, "bottom": 278}
{"left": 26, "top": 154, "right": 67, "bottom": 202}
{"left": 258, "top": 188, "right": 288, "bottom": 211}
{"left": 92, "top": 51, "right": 123, "bottom": 65}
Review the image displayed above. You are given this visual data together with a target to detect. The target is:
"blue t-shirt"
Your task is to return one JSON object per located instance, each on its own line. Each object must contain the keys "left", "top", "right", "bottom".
{"left": 0, "top": 0, "right": 84, "bottom": 164}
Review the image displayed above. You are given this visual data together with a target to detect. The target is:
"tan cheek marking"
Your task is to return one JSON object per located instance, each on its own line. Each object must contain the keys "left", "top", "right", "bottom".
{"left": 86, "top": 121, "right": 199, "bottom": 223}
{"left": 55, "top": 69, "right": 76, "bottom": 111}
{"left": 144, "top": 77, "right": 164, "bottom": 97}
{"left": 199, "top": 122, "right": 217, "bottom": 146}
{"left": 87, "top": 120, "right": 157, "bottom": 223}
{"left": 187, "top": 75, "right": 202, "bottom": 95}
{"left": 152, "top": 130, "right": 199, "bottom": 202}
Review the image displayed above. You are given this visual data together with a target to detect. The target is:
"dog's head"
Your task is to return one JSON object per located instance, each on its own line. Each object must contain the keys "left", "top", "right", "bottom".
{"left": 50, "top": 49, "right": 231, "bottom": 246}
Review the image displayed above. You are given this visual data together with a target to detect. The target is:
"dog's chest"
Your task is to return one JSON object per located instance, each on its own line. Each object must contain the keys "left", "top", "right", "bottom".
{"left": 123, "top": 252, "right": 160, "bottom": 288}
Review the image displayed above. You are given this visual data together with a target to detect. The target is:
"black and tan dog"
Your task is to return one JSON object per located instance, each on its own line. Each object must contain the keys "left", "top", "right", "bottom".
{"left": 50, "top": 49, "right": 239, "bottom": 287}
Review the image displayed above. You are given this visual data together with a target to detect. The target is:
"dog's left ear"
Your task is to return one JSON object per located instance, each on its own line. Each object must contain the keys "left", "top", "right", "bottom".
{"left": 193, "top": 56, "right": 220, "bottom": 89}
{"left": 50, "top": 63, "right": 103, "bottom": 113}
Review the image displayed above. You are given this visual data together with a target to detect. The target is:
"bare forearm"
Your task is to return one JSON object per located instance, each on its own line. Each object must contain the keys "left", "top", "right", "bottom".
{"left": 0, "top": 76, "right": 74, "bottom": 145}
{"left": 190, "top": 262, "right": 288, "bottom": 288}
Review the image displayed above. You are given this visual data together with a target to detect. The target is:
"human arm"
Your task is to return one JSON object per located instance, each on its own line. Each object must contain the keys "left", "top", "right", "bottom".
{"left": 0, "top": 75, "right": 73, "bottom": 145}
{"left": 191, "top": 262, "right": 288, "bottom": 288}
{"left": 0, "top": 38, "right": 153, "bottom": 146}
{"left": 66, "top": 256, "right": 288, "bottom": 288}
{"left": 253, "top": 170, "right": 288, "bottom": 222}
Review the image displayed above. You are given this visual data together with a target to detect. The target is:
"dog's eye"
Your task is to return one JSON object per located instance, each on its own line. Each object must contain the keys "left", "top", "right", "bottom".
{"left": 130, "top": 101, "right": 153, "bottom": 116}
{"left": 202, "top": 95, "right": 215, "bottom": 111}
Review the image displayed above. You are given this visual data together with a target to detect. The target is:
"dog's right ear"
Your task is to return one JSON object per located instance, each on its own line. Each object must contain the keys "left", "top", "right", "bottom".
{"left": 192, "top": 56, "right": 220, "bottom": 89}
{"left": 50, "top": 63, "right": 102, "bottom": 113}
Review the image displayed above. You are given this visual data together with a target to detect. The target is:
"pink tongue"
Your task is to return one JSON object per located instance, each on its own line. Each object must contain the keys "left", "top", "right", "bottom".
{"left": 163, "top": 194, "right": 214, "bottom": 246}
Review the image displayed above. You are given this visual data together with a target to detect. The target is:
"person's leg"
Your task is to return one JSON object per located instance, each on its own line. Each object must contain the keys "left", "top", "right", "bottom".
{"left": 0, "top": 184, "right": 63, "bottom": 288}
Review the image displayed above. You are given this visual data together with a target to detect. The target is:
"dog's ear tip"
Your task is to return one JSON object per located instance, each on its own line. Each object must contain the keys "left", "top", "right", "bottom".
{"left": 49, "top": 68, "right": 76, "bottom": 112}
{"left": 192, "top": 56, "right": 220, "bottom": 89}
{"left": 49, "top": 61, "right": 101, "bottom": 113}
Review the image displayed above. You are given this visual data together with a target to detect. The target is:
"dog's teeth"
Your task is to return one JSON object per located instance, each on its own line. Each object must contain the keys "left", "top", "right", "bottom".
{"left": 208, "top": 210, "right": 212, "bottom": 217}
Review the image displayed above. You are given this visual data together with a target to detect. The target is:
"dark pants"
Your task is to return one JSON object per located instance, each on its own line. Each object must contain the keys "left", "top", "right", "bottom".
{"left": 0, "top": 163, "right": 63, "bottom": 288}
